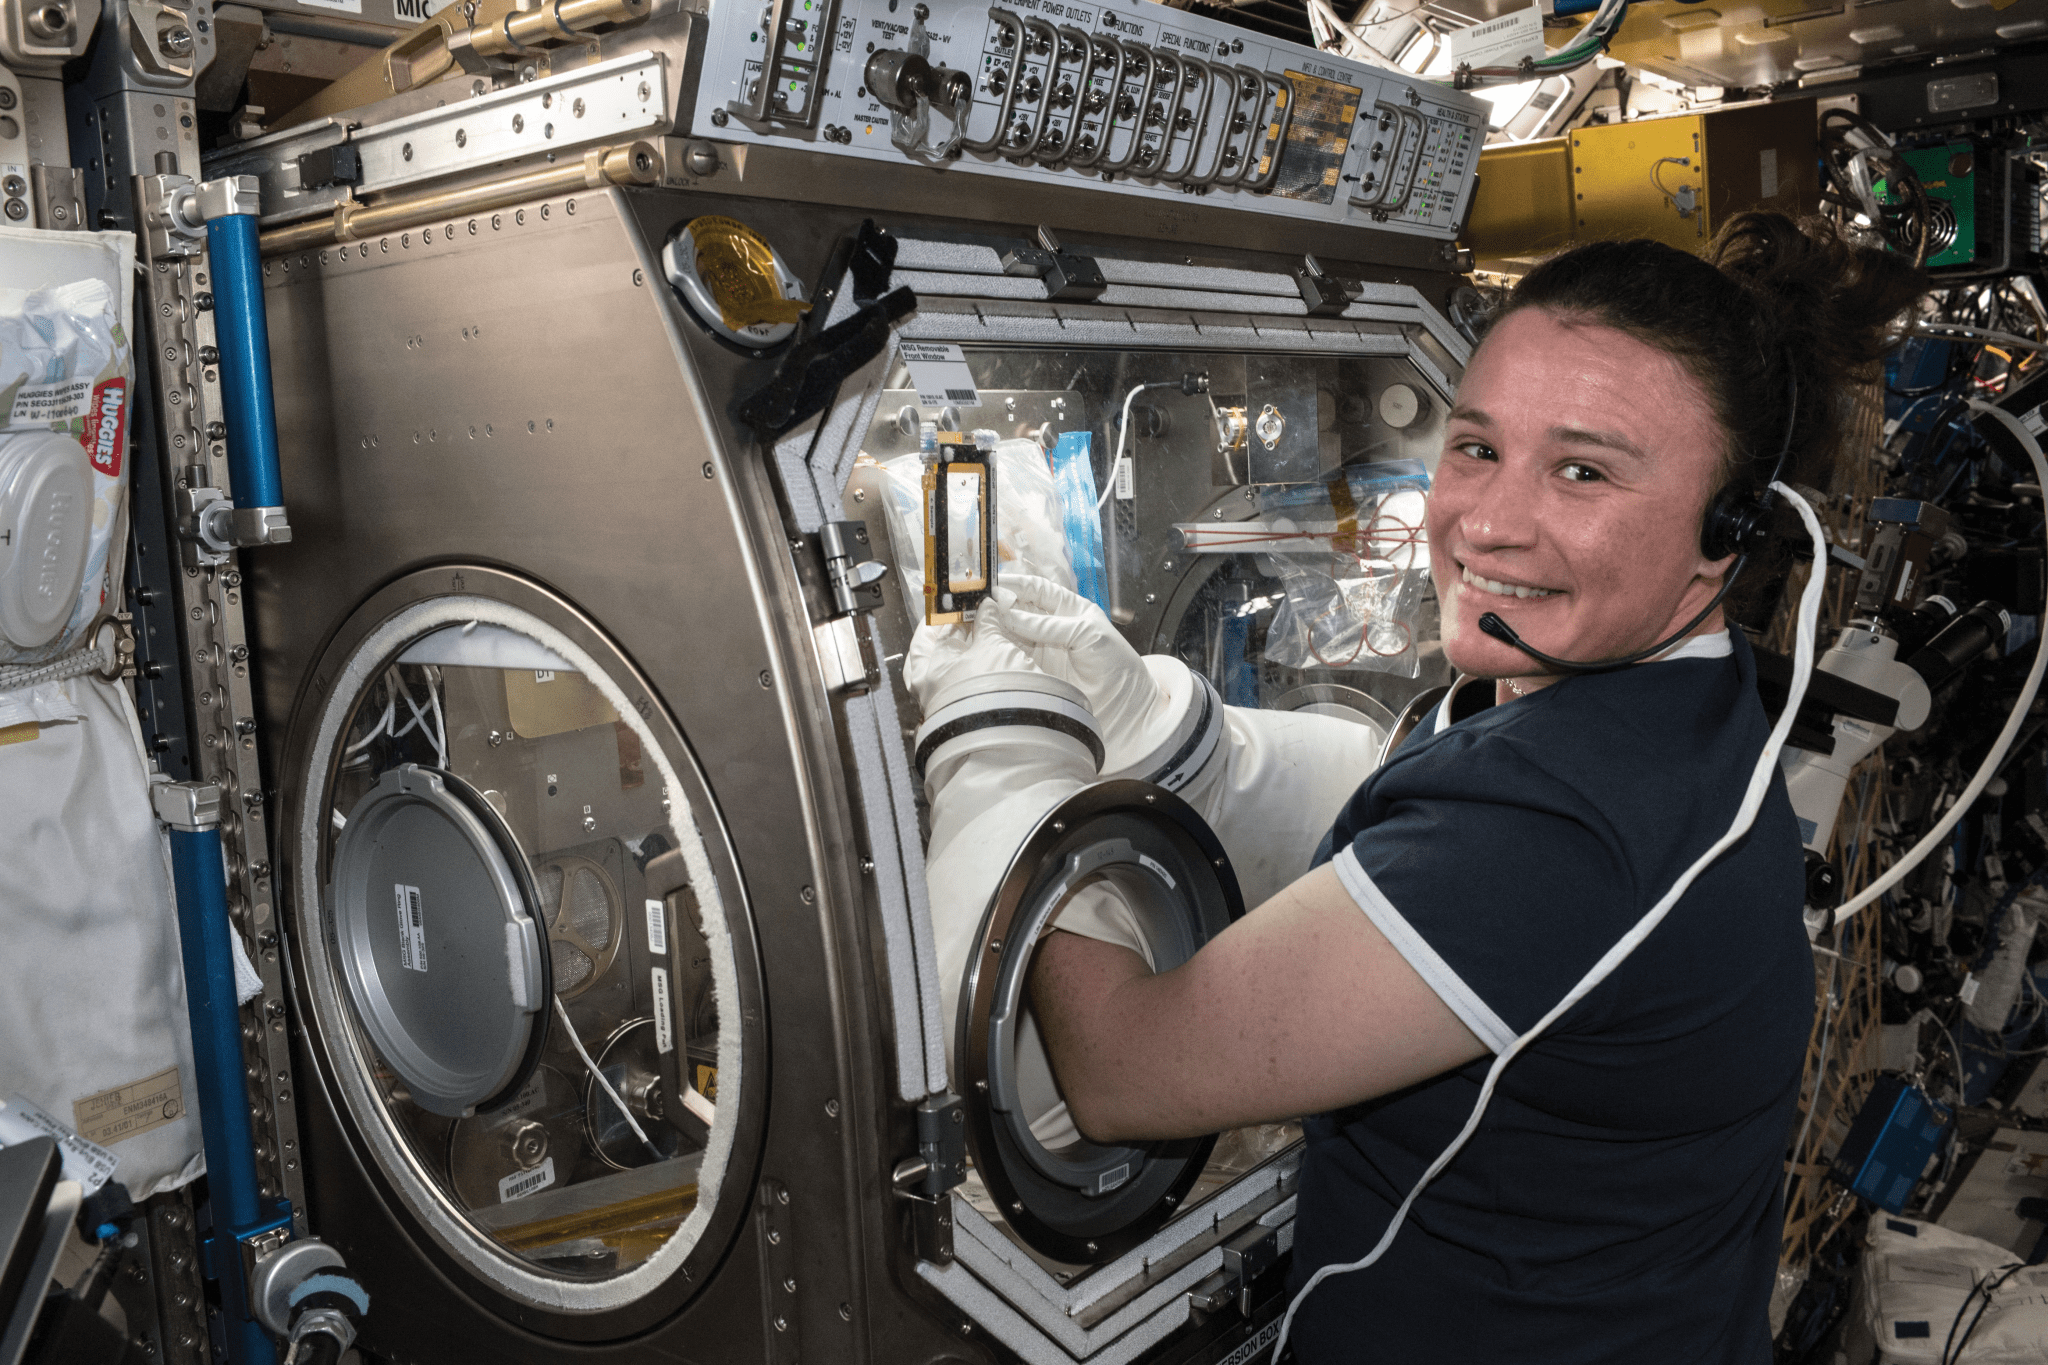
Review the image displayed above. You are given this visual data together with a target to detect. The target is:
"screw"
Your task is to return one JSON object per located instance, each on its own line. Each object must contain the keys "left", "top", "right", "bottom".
{"left": 825, "top": 1098, "right": 839, "bottom": 1117}
{"left": 159, "top": 25, "right": 193, "bottom": 56}
{"left": 839, "top": 1303, "right": 853, "bottom": 1322}
{"left": 0, "top": 90, "right": 13, "bottom": 110}
{"left": 758, "top": 669, "right": 773, "bottom": 689}
{"left": 703, "top": 461, "right": 716, "bottom": 479}
{"left": 455, "top": 128, "right": 466, "bottom": 147}
{"left": 800, "top": 884, "right": 815, "bottom": 903}
{"left": 573, "top": 97, "right": 586, "bottom": 116}
{"left": 402, "top": 141, "right": 413, "bottom": 160}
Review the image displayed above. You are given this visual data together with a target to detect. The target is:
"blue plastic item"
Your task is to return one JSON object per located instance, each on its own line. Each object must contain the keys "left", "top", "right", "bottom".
{"left": 1050, "top": 431, "right": 1110, "bottom": 613}
{"left": 167, "top": 820, "right": 280, "bottom": 1365}
{"left": 1830, "top": 1074, "right": 1951, "bottom": 1213}
{"left": 205, "top": 213, "right": 284, "bottom": 511}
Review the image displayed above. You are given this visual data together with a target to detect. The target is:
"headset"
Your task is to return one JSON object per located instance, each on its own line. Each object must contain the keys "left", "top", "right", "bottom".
{"left": 1476, "top": 373, "right": 1799, "bottom": 674}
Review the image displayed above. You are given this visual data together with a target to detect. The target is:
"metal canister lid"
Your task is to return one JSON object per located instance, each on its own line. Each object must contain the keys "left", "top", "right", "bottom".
{"left": 329, "top": 764, "right": 551, "bottom": 1117}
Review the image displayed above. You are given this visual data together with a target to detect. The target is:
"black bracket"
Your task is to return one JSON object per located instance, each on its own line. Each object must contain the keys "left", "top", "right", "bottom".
{"left": 1294, "top": 254, "right": 1365, "bottom": 316}
{"left": 737, "top": 219, "right": 918, "bottom": 442}
{"left": 999, "top": 225, "right": 1107, "bottom": 301}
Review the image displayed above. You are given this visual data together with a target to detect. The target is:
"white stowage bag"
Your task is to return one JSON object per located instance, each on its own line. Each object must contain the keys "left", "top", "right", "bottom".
{"left": 0, "top": 675, "right": 204, "bottom": 1198}
{"left": 1855, "top": 1215, "right": 2048, "bottom": 1364}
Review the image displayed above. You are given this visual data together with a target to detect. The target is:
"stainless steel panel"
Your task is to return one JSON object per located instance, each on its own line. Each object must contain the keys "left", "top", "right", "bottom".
{"left": 253, "top": 188, "right": 969, "bottom": 1360}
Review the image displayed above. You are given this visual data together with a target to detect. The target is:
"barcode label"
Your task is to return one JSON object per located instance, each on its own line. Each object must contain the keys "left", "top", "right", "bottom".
{"left": 652, "top": 967, "right": 673, "bottom": 1054}
{"left": 497, "top": 1155, "right": 556, "bottom": 1204}
{"left": 1114, "top": 455, "right": 1134, "bottom": 500}
{"left": 645, "top": 898, "right": 668, "bottom": 956}
{"left": 2024, "top": 405, "right": 2046, "bottom": 436}
{"left": 394, "top": 884, "right": 428, "bottom": 973}
{"left": 944, "top": 388, "right": 978, "bottom": 401}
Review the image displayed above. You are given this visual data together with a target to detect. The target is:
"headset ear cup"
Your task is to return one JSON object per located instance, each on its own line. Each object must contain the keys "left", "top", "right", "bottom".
{"left": 1700, "top": 485, "right": 1754, "bottom": 561}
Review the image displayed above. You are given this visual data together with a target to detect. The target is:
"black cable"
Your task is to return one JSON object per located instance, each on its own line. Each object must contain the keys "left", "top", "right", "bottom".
{"left": 1943, "top": 1262, "right": 2026, "bottom": 1364}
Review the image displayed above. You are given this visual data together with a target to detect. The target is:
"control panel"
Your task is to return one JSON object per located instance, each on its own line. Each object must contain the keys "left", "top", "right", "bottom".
{"left": 692, "top": 0, "right": 1485, "bottom": 240}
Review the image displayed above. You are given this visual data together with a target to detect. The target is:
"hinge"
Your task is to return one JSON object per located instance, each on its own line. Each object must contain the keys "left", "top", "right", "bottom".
{"left": 891, "top": 1094, "right": 966, "bottom": 1263}
{"left": 1000, "top": 226, "right": 1107, "bottom": 302}
{"left": 1187, "top": 1222, "right": 1280, "bottom": 1322}
{"left": 820, "top": 519, "right": 887, "bottom": 617}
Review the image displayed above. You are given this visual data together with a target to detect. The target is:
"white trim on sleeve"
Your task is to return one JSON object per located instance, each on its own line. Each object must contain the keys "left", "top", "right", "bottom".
{"left": 1332, "top": 845, "right": 1518, "bottom": 1054}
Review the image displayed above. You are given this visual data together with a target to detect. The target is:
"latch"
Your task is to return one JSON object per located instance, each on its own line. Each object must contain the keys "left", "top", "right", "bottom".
{"left": 891, "top": 1094, "right": 967, "bottom": 1263}
{"left": 1293, "top": 254, "right": 1366, "bottom": 317}
{"left": 1000, "top": 226, "right": 1107, "bottom": 302}
{"left": 296, "top": 142, "right": 362, "bottom": 191}
{"left": 820, "top": 520, "right": 888, "bottom": 617}
{"left": 1187, "top": 1222, "right": 1281, "bottom": 1321}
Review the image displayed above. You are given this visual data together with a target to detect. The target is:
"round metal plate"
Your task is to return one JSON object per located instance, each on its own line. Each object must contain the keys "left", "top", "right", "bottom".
{"left": 958, "top": 780, "right": 1243, "bottom": 1265}
{"left": 329, "top": 763, "right": 552, "bottom": 1117}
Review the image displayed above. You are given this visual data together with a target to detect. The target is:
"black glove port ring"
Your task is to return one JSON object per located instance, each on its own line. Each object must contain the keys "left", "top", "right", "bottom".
{"left": 956, "top": 780, "right": 1243, "bottom": 1264}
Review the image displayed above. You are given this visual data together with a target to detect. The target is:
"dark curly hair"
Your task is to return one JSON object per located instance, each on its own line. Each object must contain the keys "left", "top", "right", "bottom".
{"left": 1478, "top": 213, "right": 1928, "bottom": 612}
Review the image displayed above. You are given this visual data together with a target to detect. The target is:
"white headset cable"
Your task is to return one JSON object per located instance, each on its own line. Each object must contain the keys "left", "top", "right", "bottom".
{"left": 1273, "top": 481, "right": 1830, "bottom": 1359}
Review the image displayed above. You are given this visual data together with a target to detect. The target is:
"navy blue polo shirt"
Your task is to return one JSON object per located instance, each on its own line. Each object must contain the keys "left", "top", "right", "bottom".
{"left": 1289, "top": 629, "right": 1813, "bottom": 1363}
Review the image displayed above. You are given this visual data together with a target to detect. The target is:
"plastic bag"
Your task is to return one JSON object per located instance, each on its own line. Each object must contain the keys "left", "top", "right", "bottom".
{"left": 0, "top": 238, "right": 135, "bottom": 667}
{"left": 1048, "top": 431, "right": 1108, "bottom": 613}
{"left": 1244, "top": 461, "right": 1431, "bottom": 678}
{"left": 876, "top": 437, "right": 1077, "bottom": 630}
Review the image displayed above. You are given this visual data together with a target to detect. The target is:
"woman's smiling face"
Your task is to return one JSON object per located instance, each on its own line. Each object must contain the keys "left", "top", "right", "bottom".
{"left": 1428, "top": 307, "right": 1738, "bottom": 678}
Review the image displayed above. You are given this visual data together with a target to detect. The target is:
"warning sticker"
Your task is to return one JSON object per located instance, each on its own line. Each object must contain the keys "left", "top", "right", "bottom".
{"left": 901, "top": 341, "right": 982, "bottom": 409}
{"left": 1272, "top": 71, "right": 1362, "bottom": 205}
{"left": 72, "top": 1067, "right": 184, "bottom": 1148}
{"left": 652, "top": 967, "right": 674, "bottom": 1054}
{"left": 394, "top": 884, "right": 428, "bottom": 973}
{"left": 498, "top": 1156, "right": 556, "bottom": 1204}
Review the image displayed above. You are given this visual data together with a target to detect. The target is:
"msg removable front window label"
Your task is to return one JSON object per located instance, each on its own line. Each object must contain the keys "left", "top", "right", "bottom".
{"left": 901, "top": 342, "right": 982, "bottom": 409}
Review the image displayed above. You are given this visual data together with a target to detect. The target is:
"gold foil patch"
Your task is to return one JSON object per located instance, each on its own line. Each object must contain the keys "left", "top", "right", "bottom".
{"left": 686, "top": 217, "right": 812, "bottom": 333}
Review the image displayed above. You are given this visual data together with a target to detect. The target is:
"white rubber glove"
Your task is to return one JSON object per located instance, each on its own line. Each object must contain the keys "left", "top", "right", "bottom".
{"left": 980, "top": 574, "right": 1197, "bottom": 778}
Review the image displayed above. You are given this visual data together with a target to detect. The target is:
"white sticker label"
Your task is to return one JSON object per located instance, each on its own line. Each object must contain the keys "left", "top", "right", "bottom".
{"left": 1960, "top": 973, "right": 1982, "bottom": 1005}
{"left": 646, "top": 898, "right": 668, "bottom": 956}
{"left": 900, "top": 341, "right": 982, "bottom": 410}
{"left": 394, "top": 884, "right": 428, "bottom": 973}
{"left": 2025, "top": 405, "right": 2047, "bottom": 437}
{"left": 652, "top": 967, "right": 674, "bottom": 1054}
{"left": 1114, "top": 455, "right": 1134, "bottom": 501}
{"left": 391, "top": 0, "right": 462, "bottom": 18}
{"left": 1759, "top": 147, "right": 1780, "bottom": 199}
{"left": 0, "top": 1094, "right": 120, "bottom": 1194}
{"left": 498, "top": 1156, "right": 556, "bottom": 1204}
{"left": 295, "top": 0, "right": 364, "bottom": 13}
{"left": 7, "top": 378, "right": 93, "bottom": 425}
{"left": 1446, "top": 3, "right": 1545, "bottom": 73}
{"left": 1138, "top": 853, "right": 1177, "bottom": 889}
{"left": 533, "top": 669, "right": 555, "bottom": 683}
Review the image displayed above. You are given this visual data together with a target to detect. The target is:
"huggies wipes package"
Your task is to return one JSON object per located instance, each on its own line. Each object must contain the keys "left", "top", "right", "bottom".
{"left": 0, "top": 228, "right": 138, "bottom": 670}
